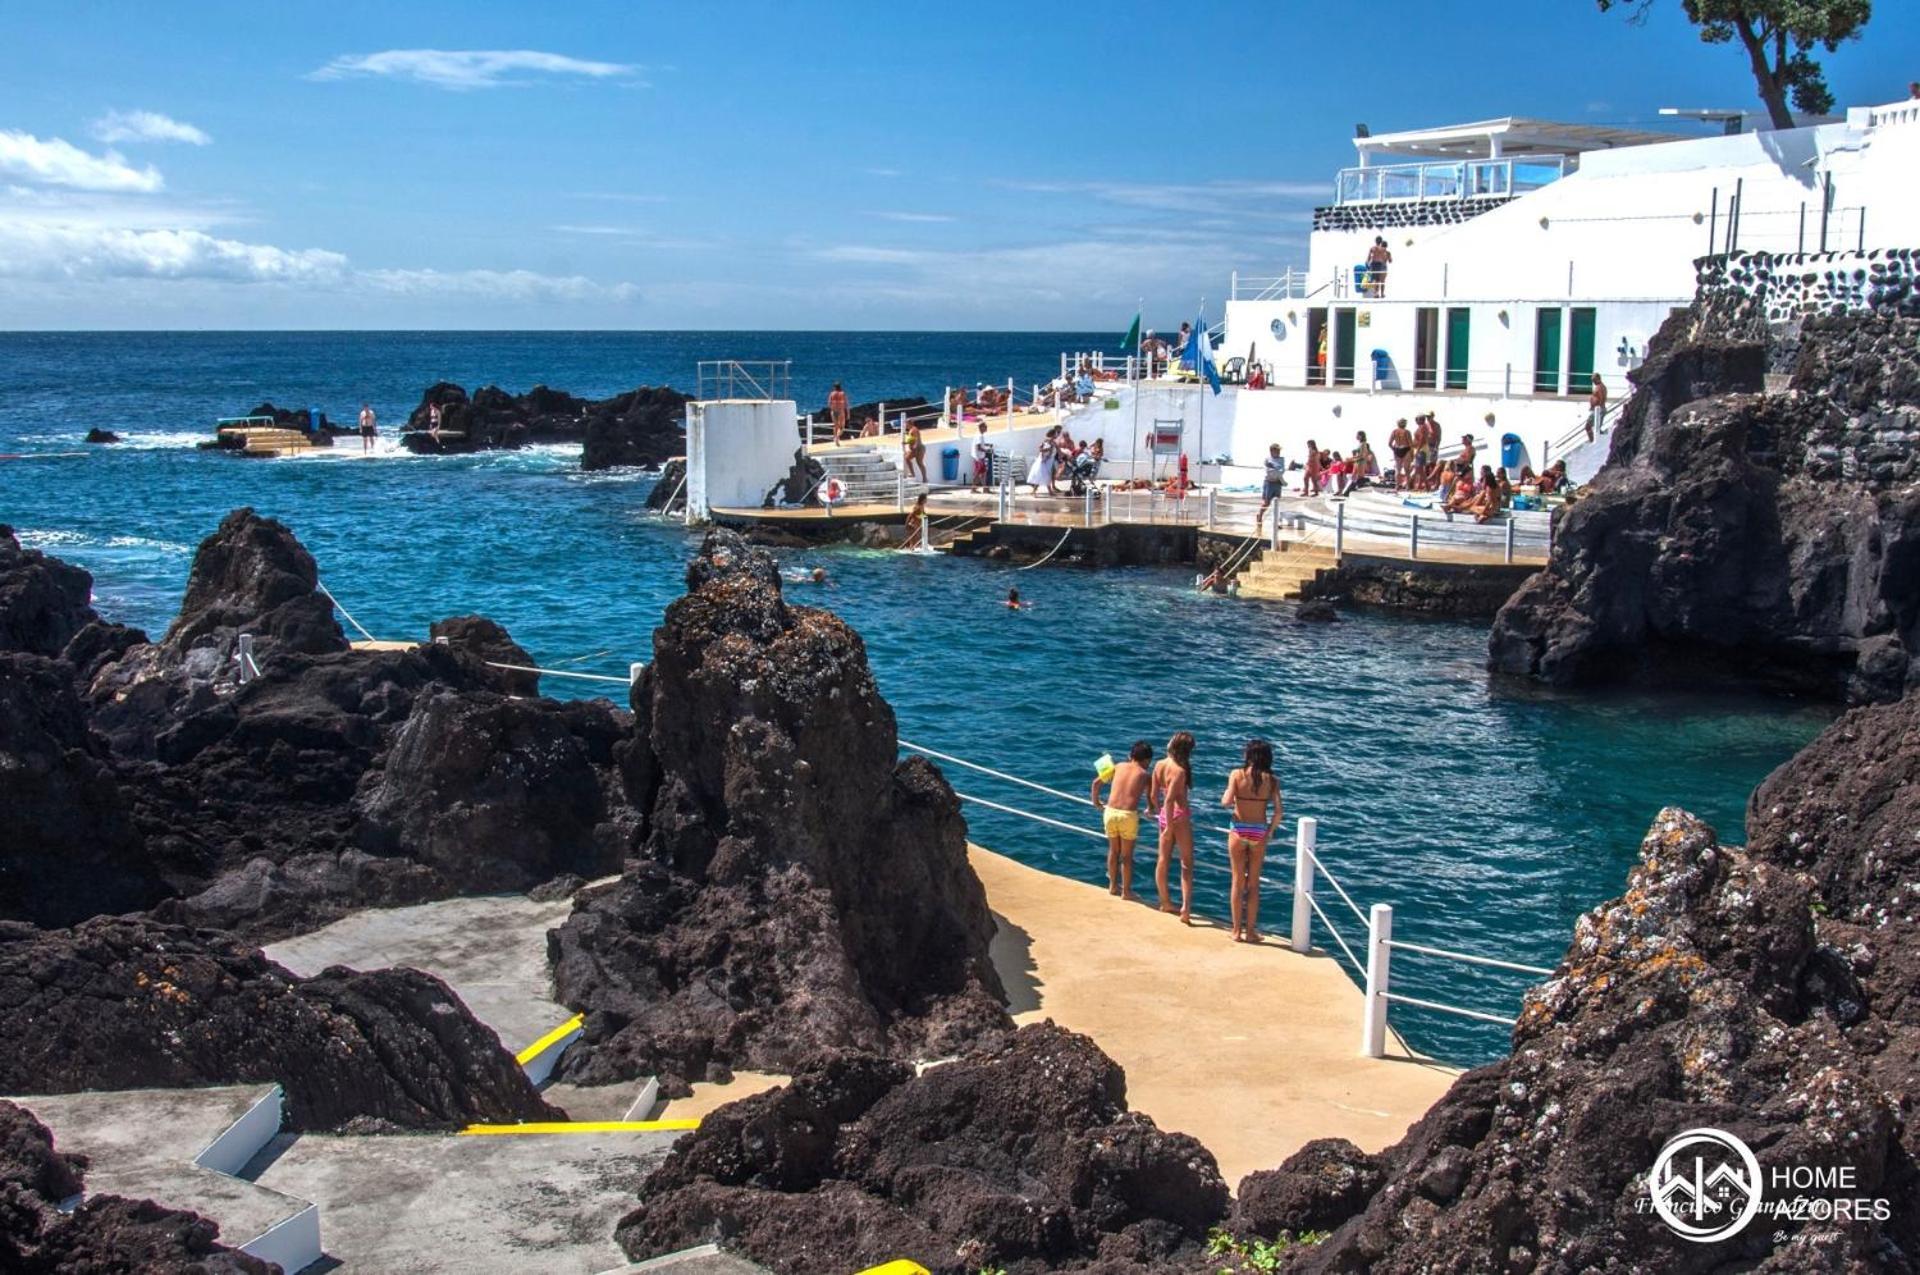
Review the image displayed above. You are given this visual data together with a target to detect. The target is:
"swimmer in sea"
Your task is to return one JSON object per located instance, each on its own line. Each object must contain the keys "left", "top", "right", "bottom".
{"left": 1221, "top": 738, "right": 1282, "bottom": 942}
{"left": 1091, "top": 740, "right": 1153, "bottom": 899}
{"left": 1151, "top": 731, "right": 1197, "bottom": 921}
{"left": 1005, "top": 586, "right": 1027, "bottom": 610}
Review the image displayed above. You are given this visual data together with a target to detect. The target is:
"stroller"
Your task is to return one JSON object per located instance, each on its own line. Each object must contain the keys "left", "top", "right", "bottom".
{"left": 1064, "top": 450, "right": 1102, "bottom": 496}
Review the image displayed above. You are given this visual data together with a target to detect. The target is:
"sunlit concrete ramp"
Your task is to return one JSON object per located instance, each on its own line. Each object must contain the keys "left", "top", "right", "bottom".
{"left": 10, "top": 1084, "right": 322, "bottom": 1272}
{"left": 973, "top": 845, "right": 1458, "bottom": 1185}
{"left": 264, "top": 891, "right": 653, "bottom": 1121}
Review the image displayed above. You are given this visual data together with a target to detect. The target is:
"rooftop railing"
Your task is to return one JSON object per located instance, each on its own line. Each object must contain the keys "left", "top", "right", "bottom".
{"left": 1333, "top": 156, "right": 1570, "bottom": 205}
{"left": 696, "top": 359, "right": 792, "bottom": 401}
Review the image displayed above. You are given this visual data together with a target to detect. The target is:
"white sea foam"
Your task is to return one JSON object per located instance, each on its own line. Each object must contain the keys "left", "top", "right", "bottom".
{"left": 14, "top": 528, "right": 89, "bottom": 549}
{"left": 104, "top": 534, "right": 191, "bottom": 555}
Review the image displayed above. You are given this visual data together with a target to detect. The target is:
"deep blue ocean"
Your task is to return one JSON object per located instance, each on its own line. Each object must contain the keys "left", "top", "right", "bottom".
{"left": 0, "top": 330, "right": 1831, "bottom": 1065}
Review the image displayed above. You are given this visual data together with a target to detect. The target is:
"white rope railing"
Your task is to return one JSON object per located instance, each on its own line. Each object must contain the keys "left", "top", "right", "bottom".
{"left": 1018, "top": 527, "right": 1075, "bottom": 570}
{"left": 482, "top": 661, "right": 634, "bottom": 686}
{"left": 949, "top": 789, "right": 1106, "bottom": 840}
{"left": 1306, "top": 892, "right": 1365, "bottom": 978}
{"left": 1313, "top": 856, "right": 1371, "bottom": 930}
{"left": 316, "top": 580, "right": 380, "bottom": 644}
{"left": 1389, "top": 939, "right": 1555, "bottom": 978}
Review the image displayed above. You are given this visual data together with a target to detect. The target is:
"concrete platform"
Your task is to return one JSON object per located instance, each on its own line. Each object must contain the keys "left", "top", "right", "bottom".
{"left": 11, "top": 1084, "right": 320, "bottom": 1270}
{"left": 973, "top": 845, "right": 1457, "bottom": 1184}
{"left": 250, "top": 1125, "right": 681, "bottom": 1274}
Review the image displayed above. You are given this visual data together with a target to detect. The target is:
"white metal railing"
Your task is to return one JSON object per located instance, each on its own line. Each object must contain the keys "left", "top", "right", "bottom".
{"left": 1334, "top": 156, "right": 1569, "bottom": 206}
{"left": 697, "top": 359, "right": 791, "bottom": 402}
{"left": 1231, "top": 268, "right": 1312, "bottom": 301}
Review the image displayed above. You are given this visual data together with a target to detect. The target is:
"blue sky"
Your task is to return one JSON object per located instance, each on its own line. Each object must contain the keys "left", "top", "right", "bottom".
{"left": 2, "top": 0, "right": 1913, "bottom": 329}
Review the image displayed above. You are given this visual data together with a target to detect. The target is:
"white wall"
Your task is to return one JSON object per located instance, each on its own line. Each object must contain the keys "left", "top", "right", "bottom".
{"left": 685, "top": 400, "right": 805, "bottom": 521}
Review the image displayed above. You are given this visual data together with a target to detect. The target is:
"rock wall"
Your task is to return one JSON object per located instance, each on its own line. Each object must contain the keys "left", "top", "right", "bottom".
{"left": 548, "top": 530, "right": 1009, "bottom": 1093}
{"left": 1300, "top": 558, "right": 1534, "bottom": 619}
{"left": 1311, "top": 195, "right": 1514, "bottom": 236}
{"left": 1488, "top": 304, "right": 1920, "bottom": 702}
{"left": 1697, "top": 247, "right": 1920, "bottom": 326}
{"left": 399, "top": 381, "right": 691, "bottom": 466}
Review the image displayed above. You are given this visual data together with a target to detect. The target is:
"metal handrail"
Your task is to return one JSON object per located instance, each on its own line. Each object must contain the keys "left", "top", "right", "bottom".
{"left": 1388, "top": 939, "right": 1554, "bottom": 978}
{"left": 1306, "top": 892, "right": 1366, "bottom": 978}
{"left": 1381, "top": 992, "right": 1517, "bottom": 1027}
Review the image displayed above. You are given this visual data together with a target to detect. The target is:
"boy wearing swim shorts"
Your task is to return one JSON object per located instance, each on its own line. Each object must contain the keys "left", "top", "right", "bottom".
{"left": 1091, "top": 740, "right": 1154, "bottom": 899}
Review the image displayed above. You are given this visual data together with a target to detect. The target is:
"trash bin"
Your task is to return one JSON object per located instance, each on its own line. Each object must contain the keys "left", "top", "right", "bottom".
{"left": 1370, "top": 349, "right": 1391, "bottom": 385}
{"left": 1500, "top": 433, "right": 1524, "bottom": 470}
{"left": 940, "top": 446, "right": 960, "bottom": 483}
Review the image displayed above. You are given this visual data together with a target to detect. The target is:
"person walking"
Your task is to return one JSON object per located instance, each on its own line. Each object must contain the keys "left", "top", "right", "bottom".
{"left": 1587, "top": 373, "right": 1607, "bottom": 442}
{"left": 1151, "top": 732, "right": 1197, "bottom": 922}
{"left": 902, "top": 418, "right": 928, "bottom": 484}
{"left": 1221, "top": 739, "right": 1282, "bottom": 943}
{"left": 1258, "top": 444, "right": 1287, "bottom": 520}
{"left": 357, "top": 402, "right": 376, "bottom": 453}
{"left": 828, "top": 382, "right": 849, "bottom": 444}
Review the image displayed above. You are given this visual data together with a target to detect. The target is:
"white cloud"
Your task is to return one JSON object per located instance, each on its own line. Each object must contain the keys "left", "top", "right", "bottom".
{"left": 869, "top": 211, "right": 956, "bottom": 224}
{"left": 92, "top": 110, "right": 211, "bottom": 146}
{"left": 309, "top": 49, "right": 640, "bottom": 90}
{"left": 0, "top": 224, "right": 346, "bottom": 283}
{"left": 361, "top": 267, "right": 638, "bottom": 303}
{"left": 0, "top": 131, "right": 161, "bottom": 192}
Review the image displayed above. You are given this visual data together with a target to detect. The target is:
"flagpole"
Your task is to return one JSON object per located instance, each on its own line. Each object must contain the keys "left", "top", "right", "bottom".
{"left": 1131, "top": 297, "right": 1142, "bottom": 492}
{"left": 1197, "top": 300, "right": 1205, "bottom": 490}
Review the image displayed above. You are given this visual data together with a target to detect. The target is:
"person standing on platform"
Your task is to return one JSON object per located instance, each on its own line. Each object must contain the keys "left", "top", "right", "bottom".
{"left": 1152, "top": 731, "right": 1197, "bottom": 922}
{"left": 828, "top": 382, "right": 849, "bottom": 443}
{"left": 1221, "top": 739, "right": 1282, "bottom": 943}
{"left": 1259, "top": 444, "right": 1287, "bottom": 520}
{"left": 357, "top": 402, "right": 376, "bottom": 453}
{"left": 1092, "top": 741, "right": 1154, "bottom": 901}
{"left": 1587, "top": 373, "right": 1607, "bottom": 442}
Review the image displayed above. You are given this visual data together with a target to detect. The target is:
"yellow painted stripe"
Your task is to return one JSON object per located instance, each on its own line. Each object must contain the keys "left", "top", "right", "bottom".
{"left": 853, "top": 1263, "right": 930, "bottom": 1275}
{"left": 457, "top": 1119, "right": 702, "bottom": 1136}
{"left": 513, "top": 1013, "right": 585, "bottom": 1066}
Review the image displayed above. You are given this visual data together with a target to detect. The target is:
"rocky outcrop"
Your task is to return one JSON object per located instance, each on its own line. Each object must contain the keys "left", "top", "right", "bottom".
{"left": 429, "top": 613, "right": 538, "bottom": 695}
{"left": 0, "top": 527, "right": 97, "bottom": 657}
{"left": 616, "top": 1023, "right": 1229, "bottom": 1275}
{"left": 0, "top": 1101, "right": 268, "bottom": 1274}
{"left": 0, "top": 654, "right": 165, "bottom": 928}
{"left": 1488, "top": 307, "right": 1920, "bottom": 703}
{"left": 644, "top": 457, "right": 688, "bottom": 512}
{"left": 581, "top": 387, "right": 694, "bottom": 470}
{"left": 1301, "top": 560, "right": 1532, "bottom": 619}
{"left": 1286, "top": 727, "right": 1920, "bottom": 1273}
{"left": 82, "top": 427, "right": 119, "bottom": 444}
{"left": 399, "top": 382, "right": 691, "bottom": 465}
{"left": 548, "top": 530, "right": 1008, "bottom": 1093}
{"left": 0, "top": 916, "right": 559, "bottom": 1132}
{"left": 1231, "top": 1139, "right": 1383, "bottom": 1239}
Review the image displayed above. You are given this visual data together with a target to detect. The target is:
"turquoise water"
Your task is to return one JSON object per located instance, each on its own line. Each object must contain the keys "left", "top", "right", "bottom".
{"left": 0, "top": 332, "right": 1831, "bottom": 1065}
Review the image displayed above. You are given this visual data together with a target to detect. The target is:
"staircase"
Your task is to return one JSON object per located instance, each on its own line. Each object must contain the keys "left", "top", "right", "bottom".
{"left": 814, "top": 443, "right": 927, "bottom": 505}
{"left": 1232, "top": 542, "right": 1338, "bottom": 601}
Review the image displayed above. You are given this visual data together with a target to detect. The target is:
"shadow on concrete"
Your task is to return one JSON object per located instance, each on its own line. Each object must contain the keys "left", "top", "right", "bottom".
{"left": 989, "top": 910, "right": 1041, "bottom": 1014}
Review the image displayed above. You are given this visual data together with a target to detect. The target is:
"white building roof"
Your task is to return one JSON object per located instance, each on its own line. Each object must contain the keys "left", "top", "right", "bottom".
{"left": 1355, "top": 117, "right": 1682, "bottom": 163}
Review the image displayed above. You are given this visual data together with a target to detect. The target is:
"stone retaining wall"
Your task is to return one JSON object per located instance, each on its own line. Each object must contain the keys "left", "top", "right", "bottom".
{"left": 1696, "top": 248, "right": 1920, "bottom": 326}
{"left": 1312, "top": 195, "right": 1513, "bottom": 235}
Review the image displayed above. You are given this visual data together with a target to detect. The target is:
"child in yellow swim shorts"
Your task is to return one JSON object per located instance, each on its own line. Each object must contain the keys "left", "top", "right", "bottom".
{"left": 1091, "top": 740, "right": 1154, "bottom": 900}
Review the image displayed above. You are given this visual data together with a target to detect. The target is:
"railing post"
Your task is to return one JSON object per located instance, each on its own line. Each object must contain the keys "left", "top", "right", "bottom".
{"left": 1363, "top": 903, "right": 1393, "bottom": 1058}
{"left": 236, "top": 633, "right": 256, "bottom": 683}
{"left": 942, "top": 385, "right": 951, "bottom": 433}
{"left": 1291, "top": 817, "right": 1316, "bottom": 954}
{"left": 1504, "top": 519, "right": 1516, "bottom": 564}
{"left": 1269, "top": 496, "right": 1280, "bottom": 550}
{"left": 879, "top": 400, "right": 888, "bottom": 438}
{"left": 1334, "top": 501, "right": 1346, "bottom": 560}
{"left": 1409, "top": 512, "right": 1419, "bottom": 560}
{"left": 1083, "top": 486, "right": 1094, "bottom": 528}
{"left": 1205, "top": 488, "right": 1217, "bottom": 530}
{"left": 629, "top": 662, "right": 645, "bottom": 689}
{"left": 896, "top": 465, "right": 905, "bottom": 512}
{"left": 999, "top": 474, "right": 1010, "bottom": 522}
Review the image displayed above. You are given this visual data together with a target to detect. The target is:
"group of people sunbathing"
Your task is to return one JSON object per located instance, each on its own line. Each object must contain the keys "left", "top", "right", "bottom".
{"left": 1090, "top": 735, "right": 1283, "bottom": 943}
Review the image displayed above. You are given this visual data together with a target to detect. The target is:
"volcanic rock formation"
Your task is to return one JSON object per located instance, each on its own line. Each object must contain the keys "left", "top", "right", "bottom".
{"left": 1488, "top": 307, "right": 1920, "bottom": 703}
{"left": 616, "top": 1023, "right": 1229, "bottom": 1275}
{"left": 1261, "top": 695, "right": 1920, "bottom": 1271}
{"left": 399, "top": 381, "right": 691, "bottom": 467}
{"left": 0, "top": 527, "right": 97, "bottom": 658}
{"left": 548, "top": 529, "right": 1009, "bottom": 1093}
{"left": 0, "top": 1101, "right": 269, "bottom": 1273}
{"left": 0, "top": 916, "right": 559, "bottom": 1132}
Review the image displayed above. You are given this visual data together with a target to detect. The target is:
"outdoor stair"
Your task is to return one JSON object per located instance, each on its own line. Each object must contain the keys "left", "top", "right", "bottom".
{"left": 216, "top": 426, "right": 317, "bottom": 458}
{"left": 1232, "top": 542, "right": 1338, "bottom": 601}
{"left": 813, "top": 443, "right": 927, "bottom": 505}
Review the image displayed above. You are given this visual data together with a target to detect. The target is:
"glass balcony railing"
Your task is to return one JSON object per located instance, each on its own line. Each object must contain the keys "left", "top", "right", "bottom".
{"left": 1334, "top": 156, "right": 1569, "bottom": 205}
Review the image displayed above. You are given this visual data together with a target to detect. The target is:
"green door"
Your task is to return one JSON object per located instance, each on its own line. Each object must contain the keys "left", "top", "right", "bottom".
{"left": 1568, "top": 307, "right": 1597, "bottom": 395}
{"left": 1333, "top": 309, "right": 1357, "bottom": 386}
{"left": 1445, "top": 308, "right": 1471, "bottom": 391}
{"left": 1533, "top": 308, "right": 1563, "bottom": 394}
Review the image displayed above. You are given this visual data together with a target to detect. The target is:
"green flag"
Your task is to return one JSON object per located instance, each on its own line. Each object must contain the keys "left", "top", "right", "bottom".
{"left": 1119, "top": 312, "right": 1140, "bottom": 353}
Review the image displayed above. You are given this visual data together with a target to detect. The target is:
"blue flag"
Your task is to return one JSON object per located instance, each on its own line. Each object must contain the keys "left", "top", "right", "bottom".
{"left": 1185, "top": 311, "right": 1220, "bottom": 394}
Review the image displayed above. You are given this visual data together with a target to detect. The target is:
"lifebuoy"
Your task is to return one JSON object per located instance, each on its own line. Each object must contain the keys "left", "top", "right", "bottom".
{"left": 823, "top": 477, "right": 843, "bottom": 505}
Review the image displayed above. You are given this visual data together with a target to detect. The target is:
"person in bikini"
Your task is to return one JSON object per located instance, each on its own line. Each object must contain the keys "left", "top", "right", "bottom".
{"left": 828, "top": 382, "right": 849, "bottom": 443}
{"left": 1091, "top": 740, "right": 1153, "bottom": 899}
{"left": 1151, "top": 731, "right": 1197, "bottom": 922}
{"left": 1221, "top": 738, "right": 1282, "bottom": 943}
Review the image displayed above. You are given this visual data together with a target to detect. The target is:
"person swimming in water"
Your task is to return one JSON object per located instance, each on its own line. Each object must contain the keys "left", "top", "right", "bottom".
{"left": 1092, "top": 740, "right": 1153, "bottom": 899}
{"left": 1221, "top": 738, "right": 1282, "bottom": 943}
{"left": 1005, "top": 586, "right": 1026, "bottom": 610}
{"left": 1151, "top": 730, "right": 1196, "bottom": 921}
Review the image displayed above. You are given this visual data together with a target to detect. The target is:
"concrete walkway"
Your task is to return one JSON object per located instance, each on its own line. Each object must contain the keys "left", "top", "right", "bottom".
{"left": 973, "top": 845, "right": 1458, "bottom": 1185}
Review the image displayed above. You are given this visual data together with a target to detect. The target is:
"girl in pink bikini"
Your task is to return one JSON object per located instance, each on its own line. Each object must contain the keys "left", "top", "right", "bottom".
{"left": 1221, "top": 739, "right": 1283, "bottom": 943}
{"left": 1151, "top": 731, "right": 1196, "bottom": 922}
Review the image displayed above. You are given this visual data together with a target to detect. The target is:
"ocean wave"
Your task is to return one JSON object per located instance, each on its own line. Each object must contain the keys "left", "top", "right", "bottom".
{"left": 114, "top": 430, "right": 217, "bottom": 450}
{"left": 104, "top": 534, "right": 191, "bottom": 555}
{"left": 14, "top": 528, "right": 90, "bottom": 549}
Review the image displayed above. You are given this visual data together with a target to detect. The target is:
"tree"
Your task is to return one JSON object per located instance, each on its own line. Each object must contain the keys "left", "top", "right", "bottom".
{"left": 1598, "top": 1, "right": 1873, "bottom": 130}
